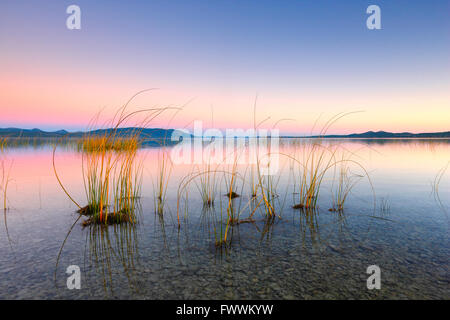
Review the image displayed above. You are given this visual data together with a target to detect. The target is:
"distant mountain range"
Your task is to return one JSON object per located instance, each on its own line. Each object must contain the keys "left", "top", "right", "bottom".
{"left": 308, "top": 130, "right": 450, "bottom": 138}
{"left": 0, "top": 128, "right": 450, "bottom": 139}
{"left": 0, "top": 127, "right": 177, "bottom": 139}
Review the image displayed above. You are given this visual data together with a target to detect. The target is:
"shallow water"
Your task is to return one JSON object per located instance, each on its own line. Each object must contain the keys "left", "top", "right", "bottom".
{"left": 0, "top": 139, "right": 448, "bottom": 299}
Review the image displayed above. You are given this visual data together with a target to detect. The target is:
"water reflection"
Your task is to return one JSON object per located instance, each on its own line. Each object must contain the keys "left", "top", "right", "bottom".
{"left": 0, "top": 138, "right": 448, "bottom": 299}
{"left": 84, "top": 223, "right": 141, "bottom": 297}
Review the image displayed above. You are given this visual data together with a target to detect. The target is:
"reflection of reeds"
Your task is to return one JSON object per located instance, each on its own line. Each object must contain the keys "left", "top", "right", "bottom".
{"left": 0, "top": 136, "right": 76, "bottom": 150}
{"left": 1, "top": 154, "right": 13, "bottom": 246}
{"left": 0, "top": 138, "right": 7, "bottom": 152}
{"left": 251, "top": 137, "right": 279, "bottom": 218}
{"left": 379, "top": 197, "right": 390, "bottom": 214}
{"left": 153, "top": 149, "right": 172, "bottom": 215}
{"left": 85, "top": 223, "right": 140, "bottom": 297}
{"left": 433, "top": 162, "right": 449, "bottom": 216}
{"left": 0, "top": 158, "right": 12, "bottom": 211}
{"left": 178, "top": 168, "right": 249, "bottom": 247}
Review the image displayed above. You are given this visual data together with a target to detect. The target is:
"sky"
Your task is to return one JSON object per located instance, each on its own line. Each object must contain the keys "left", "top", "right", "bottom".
{"left": 0, "top": 0, "right": 449, "bottom": 135}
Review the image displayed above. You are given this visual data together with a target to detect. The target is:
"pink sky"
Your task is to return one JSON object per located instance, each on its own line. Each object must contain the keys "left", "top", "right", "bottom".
{"left": 0, "top": 1, "right": 448, "bottom": 135}
{"left": 1, "top": 64, "right": 448, "bottom": 135}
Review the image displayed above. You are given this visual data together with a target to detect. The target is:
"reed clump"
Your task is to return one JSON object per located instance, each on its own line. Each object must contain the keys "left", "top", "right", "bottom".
{"left": 196, "top": 163, "right": 219, "bottom": 207}
{"left": 0, "top": 138, "right": 8, "bottom": 152}
{"left": 292, "top": 138, "right": 337, "bottom": 210}
{"left": 54, "top": 91, "right": 175, "bottom": 226}
{"left": 79, "top": 131, "right": 142, "bottom": 226}
{"left": 78, "top": 135, "right": 140, "bottom": 152}
{"left": 329, "top": 151, "right": 364, "bottom": 212}
{"left": 177, "top": 110, "right": 374, "bottom": 245}
{"left": 290, "top": 113, "right": 367, "bottom": 211}
{"left": 223, "top": 153, "right": 240, "bottom": 200}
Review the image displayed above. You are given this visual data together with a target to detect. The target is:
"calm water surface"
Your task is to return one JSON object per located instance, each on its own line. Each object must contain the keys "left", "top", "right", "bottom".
{"left": 0, "top": 139, "right": 448, "bottom": 299}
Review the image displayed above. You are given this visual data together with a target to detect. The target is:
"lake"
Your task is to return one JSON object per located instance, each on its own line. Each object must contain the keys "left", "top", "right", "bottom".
{"left": 0, "top": 138, "right": 448, "bottom": 299}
